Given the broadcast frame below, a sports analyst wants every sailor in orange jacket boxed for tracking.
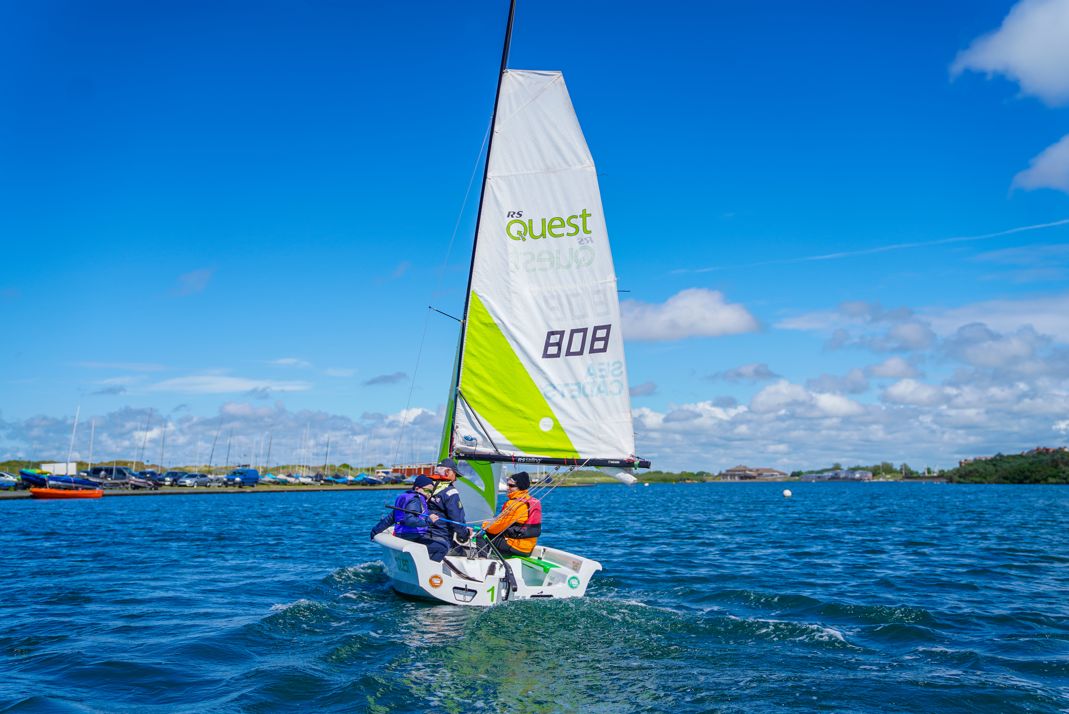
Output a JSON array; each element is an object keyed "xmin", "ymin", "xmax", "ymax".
[{"xmin": 480, "ymin": 471, "xmax": 542, "ymax": 557}]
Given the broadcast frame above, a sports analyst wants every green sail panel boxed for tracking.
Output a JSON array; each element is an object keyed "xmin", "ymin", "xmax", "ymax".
[
  {"xmin": 460, "ymin": 292, "xmax": 579, "ymax": 459},
  {"xmin": 453, "ymin": 458, "xmax": 497, "ymax": 523}
]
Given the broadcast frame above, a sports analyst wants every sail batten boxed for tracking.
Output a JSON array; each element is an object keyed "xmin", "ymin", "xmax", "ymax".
[{"xmin": 442, "ymin": 69, "xmax": 642, "ymax": 468}]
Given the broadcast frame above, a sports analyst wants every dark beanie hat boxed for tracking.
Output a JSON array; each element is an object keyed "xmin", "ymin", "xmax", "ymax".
[
  {"xmin": 438, "ymin": 457, "xmax": 459, "ymax": 472},
  {"xmin": 512, "ymin": 471, "xmax": 530, "ymax": 490},
  {"xmin": 413, "ymin": 474, "xmax": 434, "ymax": 489}
]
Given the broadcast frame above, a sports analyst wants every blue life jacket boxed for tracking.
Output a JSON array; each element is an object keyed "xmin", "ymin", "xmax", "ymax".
[{"xmin": 392, "ymin": 491, "xmax": 430, "ymax": 537}]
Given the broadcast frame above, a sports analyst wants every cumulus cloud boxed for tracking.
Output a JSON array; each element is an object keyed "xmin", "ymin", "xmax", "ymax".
[
  {"xmin": 944, "ymin": 323, "xmax": 1047, "ymax": 369},
  {"xmin": 174, "ymin": 268, "xmax": 215, "ymax": 297},
  {"xmin": 783, "ymin": 302, "xmax": 935, "ymax": 353},
  {"xmin": 710, "ymin": 363, "xmax": 780, "ymax": 383},
  {"xmin": 0, "ymin": 403, "xmax": 444, "ymax": 469},
  {"xmin": 923, "ymin": 292, "xmax": 1069, "ymax": 343},
  {"xmin": 363, "ymin": 372, "xmax": 408, "ymax": 386},
  {"xmin": 1013, "ymin": 133, "xmax": 1069, "ymax": 194},
  {"xmin": 749, "ymin": 380, "xmax": 864, "ymax": 418},
  {"xmin": 881, "ymin": 379, "xmax": 946, "ymax": 407},
  {"xmin": 621, "ymin": 288, "xmax": 758, "ymax": 341},
  {"xmin": 806, "ymin": 368, "xmax": 869, "ymax": 394},
  {"xmin": 866, "ymin": 356, "xmax": 920, "ymax": 379},
  {"xmin": 147, "ymin": 376, "xmax": 311, "ymax": 394},
  {"xmin": 951, "ymin": 0, "xmax": 1069, "ymax": 106}
]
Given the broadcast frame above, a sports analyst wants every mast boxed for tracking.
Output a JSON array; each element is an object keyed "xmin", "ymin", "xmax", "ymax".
[
  {"xmin": 87, "ymin": 420, "xmax": 95, "ymax": 474},
  {"xmin": 66, "ymin": 405, "xmax": 80, "ymax": 474},
  {"xmin": 447, "ymin": 0, "xmax": 517, "ymax": 457}
]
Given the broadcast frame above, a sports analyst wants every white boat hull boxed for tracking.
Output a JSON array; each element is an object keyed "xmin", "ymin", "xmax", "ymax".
[{"xmin": 374, "ymin": 529, "xmax": 601, "ymax": 607}]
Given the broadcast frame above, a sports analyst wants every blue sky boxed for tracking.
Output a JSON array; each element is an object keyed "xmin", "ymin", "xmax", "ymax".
[{"xmin": 3, "ymin": 0, "xmax": 1069, "ymax": 471}]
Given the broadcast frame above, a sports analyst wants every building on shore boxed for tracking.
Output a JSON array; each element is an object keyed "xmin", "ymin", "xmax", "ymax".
[
  {"xmin": 719, "ymin": 465, "xmax": 789, "ymax": 481},
  {"xmin": 801, "ymin": 469, "xmax": 873, "ymax": 481},
  {"xmin": 388, "ymin": 463, "xmax": 436, "ymax": 477}
]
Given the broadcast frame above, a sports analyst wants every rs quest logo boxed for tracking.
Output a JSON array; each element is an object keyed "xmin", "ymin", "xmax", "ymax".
[{"xmin": 506, "ymin": 209, "xmax": 593, "ymax": 242}]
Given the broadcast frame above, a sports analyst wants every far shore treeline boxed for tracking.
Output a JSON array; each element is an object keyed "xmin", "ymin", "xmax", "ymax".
[{"xmin": 3, "ymin": 448, "xmax": 1067, "ymax": 485}]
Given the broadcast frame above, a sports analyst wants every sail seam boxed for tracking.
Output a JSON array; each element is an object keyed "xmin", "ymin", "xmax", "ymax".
[
  {"xmin": 494, "ymin": 71, "xmax": 565, "ymax": 127},
  {"xmin": 489, "ymin": 164, "xmax": 595, "ymax": 179}
]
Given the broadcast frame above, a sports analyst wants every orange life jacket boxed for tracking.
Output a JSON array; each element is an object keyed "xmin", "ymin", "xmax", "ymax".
[{"xmin": 484, "ymin": 490, "xmax": 542, "ymax": 554}]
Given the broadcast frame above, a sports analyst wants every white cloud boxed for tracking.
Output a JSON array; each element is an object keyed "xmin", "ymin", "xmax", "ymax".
[
  {"xmin": 147, "ymin": 376, "xmax": 312, "ymax": 394},
  {"xmin": 750, "ymin": 380, "xmax": 864, "ymax": 418},
  {"xmin": 325, "ymin": 368, "xmax": 356, "ymax": 378},
  {"xmin": 621, "ymin": 288, "xmax": 758, "ymax": 341},
  {"xmin": 806, "ymin": 368, "xmax": 869, "ymax": 394},
  {"xmin": 924, "ymin": 292, "xmax": 1069, "ymax": 343},
  {"xmin": 951, "ymin": 0, "xmax": 1069, "ymax": 106},
  {"xmin": 0, "ymin": 404, "xmax": 445, "ymax": 469},
  {"xmin": 944, "ymin": 323, "xmax": 1046, "ymax": 368},
  {"xmin": 1054, "ymin": 419, "xmax": 1069, "ymax": 434},
  {"xmin": 1013, "ymin": 133, "xmax": 1069, "ymax": 194},
  {"xmin": 881, "ymin": 379, "xmax": 945, "ymax": 407},
  {"xmin": 866, "ymin": 356, "xmax": 920, "ymax": 379}
]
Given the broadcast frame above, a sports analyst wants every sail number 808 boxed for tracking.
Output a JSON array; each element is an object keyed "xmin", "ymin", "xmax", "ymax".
[{"xmin": 542, "ymin": 324, "xmax": 611, "ymax": 359}]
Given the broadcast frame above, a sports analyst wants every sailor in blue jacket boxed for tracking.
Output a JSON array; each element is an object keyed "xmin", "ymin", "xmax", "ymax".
[
  {"xmin": 370, "ymin": 475, "xmax": 447, "ymax": 561},
  {"xmin": 426, "ymin": 458, "xmax": 474, "ymax": 550}
]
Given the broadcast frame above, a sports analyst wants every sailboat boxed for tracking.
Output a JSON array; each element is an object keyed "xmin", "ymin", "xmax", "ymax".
[{"xmin": 374, "ymin": 0, "xmax": 649, "ymax": 606}]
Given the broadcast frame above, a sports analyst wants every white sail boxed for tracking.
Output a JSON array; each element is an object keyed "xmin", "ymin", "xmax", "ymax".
[{"xmin": 449, "ymin": 70, "xmax": 637, "ymax": 465}]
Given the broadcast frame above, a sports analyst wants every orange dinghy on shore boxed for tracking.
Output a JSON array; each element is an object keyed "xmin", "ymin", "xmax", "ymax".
[{"xmin": 30, "ymin": 488, "xmax": 103, "ymax": 500}]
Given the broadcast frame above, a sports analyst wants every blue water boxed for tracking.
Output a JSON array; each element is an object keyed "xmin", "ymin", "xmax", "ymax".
[{"xmin": 2, "ymin": 482, "xmax": 1067, "ymax": 712}]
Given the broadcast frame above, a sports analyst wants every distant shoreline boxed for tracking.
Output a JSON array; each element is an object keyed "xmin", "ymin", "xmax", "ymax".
[
  {"xmin": 0, "ymin": 484, "xmax": 409, "ymax": 500},
  {"xmin": 0, "ymin": 482, "xmax": 607, "ymax": 501},
  {"xmin": 7, "ymin": 478, "xmax": 1019, "ymax": 501}
]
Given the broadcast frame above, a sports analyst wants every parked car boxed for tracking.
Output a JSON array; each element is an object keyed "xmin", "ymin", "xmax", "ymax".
[
  {"xmin": 225, "ymin": 468, "xmax": 260, "ymax": 488},
  {"xmin": 177, "ymin": 473, "xmax": 211, "ymax": 488},
  {"xmin": 206, "ymin": 473, "xmax": 228, "ymax": 487},
  {"xmin": 159, "ymin": 470, "xmax": 190, "ymax": 486},
  {"xmin": 138, "ymin": 470, "xmax": 161, "ymax": 483},
  {"xmin": 86, "ymin": 466, "xmax": 158, "ymax": 490}
]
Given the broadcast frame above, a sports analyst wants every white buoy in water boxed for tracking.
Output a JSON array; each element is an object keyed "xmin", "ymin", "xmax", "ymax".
[
  {"xmin": 782, "ymin": 489, "xmax": 793, "ymax": 498},
  {"xmin": 644, "ymin": 482, "xmax": 650, "ymax": 487}
]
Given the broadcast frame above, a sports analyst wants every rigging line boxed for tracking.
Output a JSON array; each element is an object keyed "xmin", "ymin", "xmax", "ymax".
[
  {"xmin": 529, "ymin": 458, "xmax": 592, "ymax": 503},
  {"xmin": 390, "ymin": 120, "xmax": 493, "ymax": 467}
]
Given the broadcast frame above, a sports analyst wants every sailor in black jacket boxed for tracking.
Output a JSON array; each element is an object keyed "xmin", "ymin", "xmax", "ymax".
[{"xmin": 426, "ymin": 458, "xmax": 473, "ymax": 547}]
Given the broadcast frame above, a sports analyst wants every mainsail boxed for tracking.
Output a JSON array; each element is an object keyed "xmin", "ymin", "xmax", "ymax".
[{"xmin": 441, "ymin": 69, "xmax": 647, "ymax": 511}]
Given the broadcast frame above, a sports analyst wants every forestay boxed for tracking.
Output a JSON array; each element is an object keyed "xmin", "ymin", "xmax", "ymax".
[{"xmin": 445, "ymin": 69, "xmax": 639, "ymax": 467}]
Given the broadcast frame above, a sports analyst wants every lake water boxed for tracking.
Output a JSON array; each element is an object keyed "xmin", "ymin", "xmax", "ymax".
[{"xmin": 2, "ymin": 482, "xmax": 1067, "ymax": 712}]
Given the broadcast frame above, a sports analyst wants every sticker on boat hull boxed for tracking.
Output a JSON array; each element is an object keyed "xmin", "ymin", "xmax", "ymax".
[
  {"xmin": 429, "ymin": 575, "xmax": 443, "ymax": 588},
  {"xmin": 567, "ymin": 576, "xmax": 580, "ymax": 589}
]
